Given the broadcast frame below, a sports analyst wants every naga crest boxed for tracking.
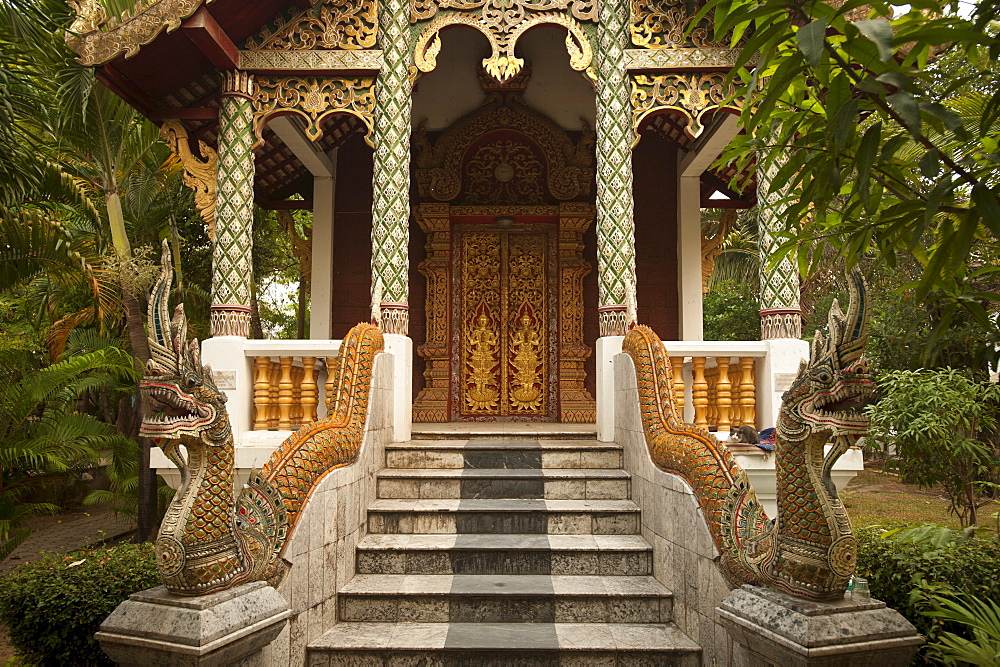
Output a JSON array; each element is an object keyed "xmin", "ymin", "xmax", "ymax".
[
  {"xmin": 139, "ymin": 242, "xmax": 231, "ymax": 448},
  {"xmin": 779, "ymin": 273, "xmax": 873, "ymax": 460}
]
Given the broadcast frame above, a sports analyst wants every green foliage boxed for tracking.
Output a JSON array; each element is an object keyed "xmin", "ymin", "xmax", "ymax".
[
  {"xmin": 926, "ymin": 593, "xmax": 1000, "ymax": 665},
  {"xmin": 0, "ymin": 543, "xmax": 159, "ymax": 665},
  {"xmin": 856, "ymin": 525, "xmax": 1000, "ymax": 662},
  {"xmin": 0, "ymin": 347, "xmax": 138, "ymax": 558},
  {"xmin": 866, "ymin": 368, "xmax": 1000, "ymax": 526},
  {"xmin": 701, "ymin": 0, "xmax": 1000, "ymax": 348},
  {"xmin": 703, "ymin": 280, "xmax": 761, "ymax": 341}
]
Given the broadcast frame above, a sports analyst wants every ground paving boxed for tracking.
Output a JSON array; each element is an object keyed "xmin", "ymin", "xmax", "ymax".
[{"xmin": 0, "ymin": 507, "xmax": 137, "ymax": 575}]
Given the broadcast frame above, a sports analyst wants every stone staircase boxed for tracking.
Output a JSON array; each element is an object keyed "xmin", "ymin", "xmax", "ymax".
[{"xmin": 308, "ymin": 434, "xmax": 701, "ymax": 665}]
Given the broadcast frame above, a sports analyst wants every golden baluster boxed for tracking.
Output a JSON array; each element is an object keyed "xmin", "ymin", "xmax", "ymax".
[
  {"xmin": 268, "ymin": 361, "xmax": 280, "ymax": 429},
  {"xmin": 290, "ymin": 364, "xmax": 304, "ymax": 427},
  {"xmin": 739, "ymin": 357, "xmax": 756, "ymax": 428},
  {"xmin": 716, "ymin": 357, "xmax": 733, "ymax": 433},
  {"xmin": 277, "ymin": 357, "xmax": 294, "ymax": 430},
  {"xmin": 300, "ymin": 356, "xmax": 318, "ymax": 424},
  {"xmin": 252, "ymin": 357, "xmax": 271, "ymax": 431},
  {"xmin": 692, "ymin": 357, "xmax": 708, "ymax": 429},
  {"xmin": 670, "ymin": 356, "xmax": 685, "ymax": 416},
  {"xmin": 705, "ymin": 366, "xmax": 718, "ymax": 430}
]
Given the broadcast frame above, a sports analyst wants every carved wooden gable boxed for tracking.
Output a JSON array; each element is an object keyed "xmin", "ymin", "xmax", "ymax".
[{"xmin": 414, "ymin": 71, "xmax": 595, "ymax": 205}]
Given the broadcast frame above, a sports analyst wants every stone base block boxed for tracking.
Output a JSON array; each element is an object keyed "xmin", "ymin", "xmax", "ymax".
[
  {"xmin": 717, "ymin": 585, "xmax": 922, "ymax": 666},
  {"xmin": 97, "ymin": 581, "xmax": 290, "ymax": 666}
]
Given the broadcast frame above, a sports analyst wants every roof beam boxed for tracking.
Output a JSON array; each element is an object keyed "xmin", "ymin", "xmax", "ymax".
[
  {"xmin": 269, "ymin": 116, "xmax": 336, "ymax": 178},
  {"xmin": 149, "ymin": 108, "xmax": 219, "ymax": 122},
  {"xmin": 679, "ymin": 113, "xmax": 740, "ymax": 177},
  {"xmin": 182, "ymin": 7, "xmax": 239, "ymax": 70}
]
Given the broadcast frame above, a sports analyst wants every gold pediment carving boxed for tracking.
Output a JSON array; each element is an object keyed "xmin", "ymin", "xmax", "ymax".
[
  {"xmin": 244, "ymin": 0, "xmax": 378, "ymax": 51},
  {"xmin": 414, "ymin": 72, "xmax": 594, "ymax": 204}
]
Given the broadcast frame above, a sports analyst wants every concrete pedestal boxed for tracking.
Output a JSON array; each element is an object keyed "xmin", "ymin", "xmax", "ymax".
[
  {"xmin": 97, "ymin": 581, "xmax": 290, "ymax": 666},
  {"xmin": 717, "ymin": 585, "xmax": 922, "ymax": 666}
]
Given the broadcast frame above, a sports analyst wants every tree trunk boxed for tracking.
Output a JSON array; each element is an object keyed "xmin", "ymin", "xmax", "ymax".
[
  {"xmin": 105, "ymin": 189, "xmax": 157, "ymax": 543},
  {"xmin": 296, "ymin": 276, "xmax": 307, "ymax": 339}
]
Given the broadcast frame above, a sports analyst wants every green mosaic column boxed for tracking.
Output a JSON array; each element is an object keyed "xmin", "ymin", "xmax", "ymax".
[
  {"xmin": 370, "ymin": 0, "xmax": 411, "ymax": 335},
  {"xmin": 595, "ymin": 0, "xmax": 637, "ymax": 337},
  {"xmin": 211, "ymin": 71, "xmax": 256, "ymax": 337},
  {"xmin": 757, "ymin": 156, "xmax": 802, "ymax": 339}
]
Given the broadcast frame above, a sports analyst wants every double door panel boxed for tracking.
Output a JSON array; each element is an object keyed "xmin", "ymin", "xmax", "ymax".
[{"xmin": 456, "ymin": 230, "xmax": 551, "ymax": 419}]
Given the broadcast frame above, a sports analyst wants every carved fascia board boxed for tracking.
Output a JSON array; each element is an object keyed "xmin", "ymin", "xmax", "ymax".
[
  {"xmin": 239, "ymin": 49, "xmax": 383, "ymax": 72},
  {"xmin": 629, "ymin": 72, "xmax": 742, "ymax": 143},
  {"xmin": 624, "ymin": 47, "xmax": 751, "ymax": 71},
  {"xmin": 66, "ymin": 0, "xmax": 214, "ymax": 66}
]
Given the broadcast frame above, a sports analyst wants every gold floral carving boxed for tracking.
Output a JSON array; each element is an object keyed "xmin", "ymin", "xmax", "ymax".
[
  {"xmin": 557, "ymin": 203, "xmax": 595, "ymax": 422},
  {"xmin": 629, "ymin": 0, "xmax": 716, "ymax": 49},
  {"xmin": 414, "ymin": 73, "xmax": 594, "ymax": 203},
  {"xmin": 66, "ymin": 0, "xmax": 215, "ymax": 66},
  {"xmin": 413, "ymin": 5, "xmax": 593, "ymax": 81},
  {"xmin": 244, "ymin": 0, "xmax": 377, "ymax": 51},
  {"xmin": 460, "ymin": 234, "xmax": 503, "ymax": 414},
  {"xmin": 413, "ymin": 205, "xmax": 452, "ymax": 422},
  {"xmin": 160, "ymin": 120, "xmax": 218, "ymax": 241},
  {"xmin": 464, "ymin": 140, "xmax": 545, "ymax": 205},
  {"xmin": 630, "ymin": 72, "xmax": 740, "ymax": 141},
  {"xmin": 507, "ymin": 235, "xmax": 546, "ymax": 412},
  {"xmin": 250, "ymin": 75, "xmax": 376, "ymax": 148}
]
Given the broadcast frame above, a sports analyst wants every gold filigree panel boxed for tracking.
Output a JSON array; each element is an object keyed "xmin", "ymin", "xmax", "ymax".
[
  {"xmin": 250, "ymin": 75, "xmax": 376, "ymax": 147},
  {"xmin": 463, "ymin": 139, "xmax": 545, "ymax": 205},
  {"xmin": 244, "ymin": 0, "xmax": 377, "ymax": 51},
  {"xmin": 413, "ymin": 5, "xmax": 593, "ymax": 81},
  {"xmin": 630, "ymin": 72, "xmax": 740, "ymax": 141},
  {"xmin": 629, "ymin": 0, "xmax": 714, "ymax": 49},
  {"xmin": 457, "ymin": 231, "xmax": 549, "ymax": 418}
]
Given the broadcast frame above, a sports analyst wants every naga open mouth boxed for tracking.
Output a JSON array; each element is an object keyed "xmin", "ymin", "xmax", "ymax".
[
  {"xmin": 804, "ymin": 374, "xmax": 874, "ymax": 434},
  {"xmin": 140, "ymin": 381, "xmax": 216, "ymax": 438}
]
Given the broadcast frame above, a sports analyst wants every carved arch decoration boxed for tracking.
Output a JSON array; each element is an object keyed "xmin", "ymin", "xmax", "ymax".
[
  {"xmin": 629, "ymin": 72, "xmax": 741, "ymax": 142},
  {"xmin": 414, "ymin": 73, "xmax": 595, "ymax": 203},
  {"xmin": 243, "ymin": 0, "xmax": 378, "ymax": 51},
  {"xmin": 249, "ymin": 75, "xmax": 376, "ymax": 149},
  {"xmin": 411, "ymin": 0, "xmax": 596, "ymax": 81}
]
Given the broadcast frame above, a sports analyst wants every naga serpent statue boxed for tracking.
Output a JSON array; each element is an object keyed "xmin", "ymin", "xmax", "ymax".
[
  {"xmin": 140, "ymin": 242, "xmax": 383, "ymax": 595},
  {"xmin": 624, "ymin": 272, "xmax": 872, "ymax": 600}
]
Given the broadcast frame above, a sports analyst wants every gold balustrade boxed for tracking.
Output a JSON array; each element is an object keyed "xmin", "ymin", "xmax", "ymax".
[
  {"xmin": 252, "ymin": 356, "xmax": 328, "ymax": 431},
  {"xmin": 666, "ymin": 355, "xmax": 758, "ymax": 432}
]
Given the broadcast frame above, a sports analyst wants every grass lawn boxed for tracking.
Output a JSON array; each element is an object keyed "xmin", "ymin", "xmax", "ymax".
[{"xmin": 841, "ymin": 464, "xmax": 1000, "ymax": 533}]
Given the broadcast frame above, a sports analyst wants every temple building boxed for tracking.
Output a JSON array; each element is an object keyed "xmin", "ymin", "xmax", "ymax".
[
  {"xmin": 69, "ymin": 2, "xmax": 880, "ymax": 663},
  {"xmin": 66, "ymin": 0, "xmax": 808, "ymax": 440}
]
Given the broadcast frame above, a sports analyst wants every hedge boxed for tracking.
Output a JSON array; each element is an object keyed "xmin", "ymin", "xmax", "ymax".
[
  {"xmin": 0, "ymin": 543, "xmax": 159, "ymax": 665},
  {"xmin": 856, "ymin": 525, "xmax": 1000, "ymax": 661}
]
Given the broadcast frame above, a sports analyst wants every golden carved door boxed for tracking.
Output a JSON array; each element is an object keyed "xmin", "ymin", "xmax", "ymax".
[{"xmin": 454, "ymin": 229, "xmax": 553, "ymax": 420}]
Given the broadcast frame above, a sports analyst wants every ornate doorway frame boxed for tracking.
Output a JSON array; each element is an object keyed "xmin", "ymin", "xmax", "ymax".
[{"xmin": 413, "ymin": 202, "xmax": 596, "ymax": 422}]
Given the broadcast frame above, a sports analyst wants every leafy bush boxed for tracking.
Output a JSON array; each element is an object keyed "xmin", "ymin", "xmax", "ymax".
[
  {"xmin": 866, "ymin": 368, "xmax": 1000, "ymax": 526},
  {"xmin": 0, "ymin": 543, "xmax": 159, "ymax": 665},
  {"xmin": 703, "ymin": 280, "xmax": 761, "ymax": 341},
  {"xmin": 856, "ymin": 525, "xmax": 1000, "ymax": 662}
]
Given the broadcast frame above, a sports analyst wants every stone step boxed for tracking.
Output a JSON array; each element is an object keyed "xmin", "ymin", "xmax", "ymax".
[
  {"xmin": 308, "ymin": 622, "xmax": 701, "ymax": 665},
  {"xmin": 385, "ymin": 440, "xmax": 622, "ymax": 470},
  {"xmin": 377, "ymin": 468, "xmax": 631, "ymax": 500},
  {"xmin": 367, "ymin": 499, "xmax": 641, "ymax": 535},
  {"xmin": 338, "ymin": 574, "xmax": 673, "ymax": 624},
  {"xmin": 355, "ymin": 534, "xmax": 652, "ymax": 576}
]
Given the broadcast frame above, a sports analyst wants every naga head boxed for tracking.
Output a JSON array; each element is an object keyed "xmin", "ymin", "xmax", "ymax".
[
  {"xmin": 139, "ymin": 241, "xmax": 231, "ymax": 447},
  {"xmin": 781, "ymin": 272, "xmax": 874, "ymax": 445}
]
